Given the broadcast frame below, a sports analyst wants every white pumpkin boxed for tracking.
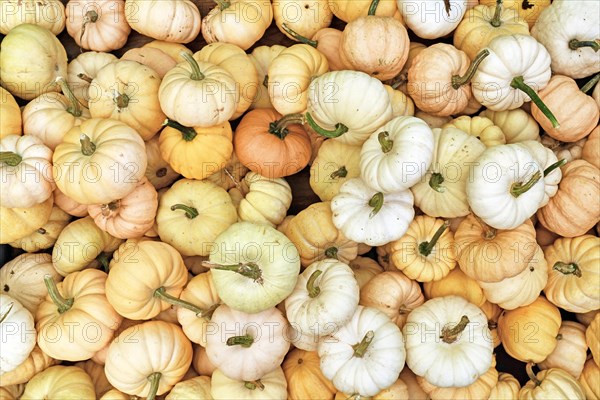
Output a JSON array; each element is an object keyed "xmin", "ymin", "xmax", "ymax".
[
  {"xmin": 515, "ymin": 140, "xmax": 563, "ymax": 207},
  {"xmin": 318, "ymin": 305, "xmax": 406, "ymax": 397},
  {"xmin": 331, "ymin": 177, "xmax": 415, "ymax": 246},
  {"xmin": 359, "ymin": 116, "xmax": 434, "ymax": 193},
  {"xmin": 397, "ymin": 0, "xmax": 468, "ymax": 39},
  {"xmin": 0, "ymin": 294, "xmax": 36, "ymax": 375}
]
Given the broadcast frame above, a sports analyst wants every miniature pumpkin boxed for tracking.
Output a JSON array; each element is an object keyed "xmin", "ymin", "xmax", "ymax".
[
  {"xmin": 538, "ymin": 321, "xmax": 588, "ymax": 379},
  {"xmin": 66, "ymin": 51, "xmax": 117, "ymax": 107},
  {"xmin": 442, "ymin": 115, "xmax": 506, "ymax": 147},
  {"xmin": 579, "ymin": 359, "xmax": 600, "ymax": 399},
  {"xmin": 0, "ymin": 295, "xmax": 36, "ymax": 375},
  {"xmin": 20, "ymin": 365, "xmax": 95, "ymax": 400},
  {"xmin": 310, "ymin": 139, "xmax": 362, "ymax": 201},
  {"xmin": 210, "ymin": 367, "xmax": 287, "ymax": 400},
  {"xmin": 0, "ymin": 196, "xmax": 53, "ymax": 244},
  {"xmin": 0, "ymin": 0, "xmax": 65, "ymax": 35},
  {"xmin": 519, "ymin": 364, "xmax": 585, "ymax": 399},
  {"xmin": 0, "ymin": 87, "xmax": 22, "ymax": 139},
  {"xmin": 282, "ymin": 348, "xmax": 336, "ymax": 400},
  {"xmin": 125, "ymin": 0, "xmax": 201, "ymax": 43},
  {"xmin": 0, "ymin": 346, "xmax": 56, "ymax": 386}
]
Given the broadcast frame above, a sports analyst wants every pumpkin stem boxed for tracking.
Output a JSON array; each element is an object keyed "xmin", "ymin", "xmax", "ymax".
[
  {"xmin": 244, "ymin": 380, "xmax": 265, "ymax": 390},
  {"xmin": 352, "ymin": 330, "xmax": 375, "ymax": 357},
  {"xmin": 440, "ymin": 315, "xmax": 470, "ymax": 344},
  {"xmin": 55, "ymin": 77, "xmax": 83, "ymax": 117},
  {"xmin": 526, "ymin": 363, "xmax": 542, "ymax": 386},
  {"xmin": 156, "ymin": 167, "xmax": 167, "ymax": 178},
  {"xmin": 368, "ymin": 192, "xmax": 384, "ymax": 218},
  {"xmin": 510, "ymin": 171, "xmax": 541, "ymax": 198},
  {"xmin": 146, "ymin": 372, "xmax": 161, "ymax": 400},
  {"xmin": 202, "ymin": 261, "xmax": 264, "ymax": 284},
  {"xmin": 163, "ymin": 119, "xmax": 197, "ymax": 141},
  {"xmin": 44, "ymin": 275, "xmax": 73, "ymax": 314},
  {"xmin": 269, "ymin": 113, "xmax": 305, "ymax": 139},
  {"xmin": 418, "ymin": 221, "xmax": 449, "ymax": 257},
  {"xmin": 378, "ymin": 131, "xmax": 393, "ymax": 153},
  {"xmin": 212, "ymin": 0, "xmax": 231, "ymax": 11},
  {"xmin": 96, "ymin": 252, "xmax": 111, "ymax": 273},
  {"xmin": 0, "ymin": 302, "xmax": 14, "ymax": 323},
  {"xmin": 568, "ymin": 39, "xmax": 600, "ymax": 52},
  {"xmin": 77, "ymin": 73, "xmax": 93, "ymax": 84},
  {"xmin": 305, "ymin": 112, "xmax": 349, "ymax": 139},
  {"xmin": 368, "ymin": 0, "xmax": 380, "ymax": 15},
  {"xmin": 114, "ymin": 92, "xmax": 130, "ymax": 109},
  {"xmin": 443, "ymin": 0, "xmax": 451, "ymax": 16},
  {"xmin": 79, "ymin": 9, "xmax": 99, "ymax": 50},
  {"xmin": 80, "ymin": 133, "xmax": 96, "ymax": 156},
  {"xmin": 170, "ymin": 204, "xmax": 199, "ymax": 219},
  {"xmin": 510, "ymin": 76, "xmax": 560, "ymax": 129},
  {"xmin": 581, "ymin": 72, "xmax": 600, "ymax": 94},
  {"xmin": 227, "ymin": 334, "xmax": 254, "ymax": 348},
  {"xmin": 263, "ymin": 75, "xmax": 269, "ymax": 88},
  {"xmin": 543, "ymin": 159, "xmax": 567, "ymax": 176},
  {"xmin": 553, "ymin": 262, "xmax": 582, "ymax": 277},
  {"xmin": 472, "ymin": 213, "xmax": 497, "ymax": 239},
  {"xmin": 324, "ymin": 246, "xmax": 338, "ymax": 259},
  {"xmin": 490, "ymin": 0, "xmax": 504, "ymax": 27},
  {"xmin": 451, "ymin": 49, "xmax": 490, "ymax": 89},
  {"xmin": 281, "ymin": 23, "xmax": 318, "ymax": 47},
  {"xmin": 306, "ymin": 270, "xmax": 323, "ymax": 298},
  {"xmin": 0, "ymin": 151, "xmax": 22, "ymax": 167},
  {"xmin": 37, "ymin": 228, "xmax": 47, "ymax": 234},
  {"xmin": 180, "ymin": 52, "xmax": 205, "ymax": 81},
  {"xmin": 330, "ymin": 166, "xmax": 348, "ymax": 180},
  {"xmin": 429, "ymin": 172, "xmax": 445, "ymax": 193},
  {"xmin": 153, "ymin": 287, "xmax": 213, "ymax": 317}
]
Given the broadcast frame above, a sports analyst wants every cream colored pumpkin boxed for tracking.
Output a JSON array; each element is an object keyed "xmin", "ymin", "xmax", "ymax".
[
  {"xmin": 443, "ymin": 115, "xmax": 506, "ymax": 147},
  {"xmin": 348, "ymin": 256, "xmax": 383, "ymax": 289},
  {"xmin": 489, "ymin": 372, "xmax": 521, "ymax": 399},
  {"xmin": 0, "ymin": 0, "xmax": 65, "ymax": 35},
  {"xmin": 579, "ymin": 358, "xmax": 600, "ymax": 399},
  {"xmin": 0, "ymin": 345, "xmax": 56, "ymax": 387},
  {"xmin": 20, "ymin": 365, "xmax": 95, "ymax": 400},
  {"xmin": 125, "ymin": 0, "xmax": 201, "ymax": 43},
  {"xmin": 310, "ymin": 139, "xmax": 362, "ymax": 202},
  {"xmin": 9, "ymin": 203, "xmax": 69, "ymax": 252},
  {"xmin": 0, "ymin": 295, "xmax": 36, "ymax": 375},
  {"xmin": 587, "ymin": 313, "xmax": 600, "ymax": 366},
  {"xmin": 538, "ymin": 321, "xmax": 588, "ymax": 379},
  {"xmin": 176, "ymin": 272, "xmax": 220, "ymax": 347},
  {"xmin": 210, "ymin": 367, "xmax": 287, "ymax": 400},
  {"xmin": 0, "ymin": 87, "xmax": 22, "ymax": 139},
  {"xmin": 519, "ymin": 365, "xmax": 585, "ymax": 400},
  {"xmin": 479, "ymin": 108, "xmax": 541, "ymax": 144},
  {"xmin": 66, "ymin": 51, "xmax": 117, "ymax": 108}
]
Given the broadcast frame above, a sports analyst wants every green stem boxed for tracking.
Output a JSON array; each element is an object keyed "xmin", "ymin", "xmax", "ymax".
[
  {"xmin": 96, "ymin": 252, "xmax": 110, "ymax": 273},
  {"xmin": 146, "ymin": 372, "xmax": 161, "ymax": 400},
  {"xmin": 378, "ymin": 131, "xmax": 393, "ymax": 153},
  {"xmin": 306, "ymin": 270, "xmax": 322, "ymax": 298},
  {"xmin": 280, "ymin": 23, "xmax": 317, "ymax": 47},
  {"xmin": 170, "ymin": 204, "xmax": 199, "ymax": 219},
  {"xmin": 227, "ymin": 334, "xmax": 254, "ymax": 348},
  {"xmin": 163, "ymin": 119, "xmax": 197, "ymax": 141},
  {"xmin": 568, "ymin": 39, "xmax": 600, "ymax": 52},
  {"xmin": 305, "ymin": 112, "xmax": 348, "ymax": 138},
  {"xmin": 429, "ymin": 173, "xmax": 445, "ymax": 193},
  {"xmin": 490, "ymin": 0, "xmax": 503, "ymax": 27},
  {"xmin": 153, "ymin": 287, "xmax": 211, "ymax": 317},
  {"xmin": 203, "ymin": 261, "xmax": 263, "ymax": 284},
  {"xmin": 368, "ymin": 0, "xmax": 380, "ymax": 15},
  {"xmin": 56, "ymin": 77, "xmax": 82, "ymax": 117},
  {"xmin": 553, "ymin": 262, "xmax": 582, "ymax": 278},
  {"xmin": 418, "ymin": 221, "xmax": 449, "ymax": 257},
  {"xmin": 324, "ymin": 247, "xmax": 338, "ymax": 259},
  {"xmin": 268, "ymin": 113, "xmax": 305, "ymax": 140},
  {"xmin": 368, "ymin": 192, "xmax": 384, "ymax": 218},
  {"xmin": 543, "ymin": 159, "xmax": 566, "ymax": 176},
  {"xmin": 526, "ymin": 363, "xmax": 542, "ymax": 386},
  {"xmin": 441, "ymin": 315, "xmax": 469, "ymax": 344},
  {"xmin": 244, "ymin": 380, "xmax": 265, "ymax": 390},
  {"xmin": 0, "ymin": 151, "xmax": 22, "ymax": 166},
  {"xmin": 510, "ymin": 76, "xmax": 560, "ymax": 129},
  {"xmin": 0, "ymin": 302, "xmax": 14, "ymax": 323},
  {"xmin": 581, "ymin": 72, "xmax": 600, "ymax": 94},
  {"xmin": 213, "ymin": 0, "xmax": 231, "ymax": 10},
  {"xmin": 510, "ymin": 171, "xmax": 541, "ymax": 198},
  {"xmin": 352, "ymin": 331, "xmax": 374, "ymax": 357},
  {"xmin": 181, "ymin": 52, "xmax": 205, "ymax": 81},
  {"xmin": 44, "ymin": 275, "xmax": 73, "ymax": 314},
  {"xmin": 452, "ymin": 49, "xmax": 490, "ymax": 89},
  {"xmin": 80, "ymin": 133, "xmax": 96, "ymax": 156},
  {"xmin": 330, "ymin": 166, "xmax": 348, "ymax": 179},
  {"xmin": 115, "ymin": 93, "xmax": 129, "ymax": 109}
]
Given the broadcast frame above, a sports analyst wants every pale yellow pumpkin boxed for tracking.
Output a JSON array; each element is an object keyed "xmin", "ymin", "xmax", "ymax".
[
  {"xmin": 489, "ymin": 372, "xmax": 521, "ymax": 399},
  {"xmin": 20, "ymin": 365, "xmax": 95, "ymax": 400},
  {"xmin": 423, "ymin": 267, "xmax": 487, "ymax": 307},
  {"xmin": 480, "ymin": 108, "xmax": 541, "ymax": 144},
  {"xmin": 0, "ymin": 196, "xmax": 53, "ymax": 244},
  {"xmin": 519, "ymin": 365, "xmax": 585, "ymax": 400},
  {"xmin": 539, "ymin": 321, "xmax": 588, "ymax": 379},
  {"xmin": 443, "ymin": 115, "xmax": 506, "ymax": 147},
  {"xmin": 66, "ymin": 51, "xmax": 118, "ymax": 108},
  {"xmin": 587, "ymin": 313, "xmax": 600, "ymax": 366},
  {"xmin": 0, "ymin": 87, "xmax": 22, "ymax": 138},
  {"xmin": 9, "ymin": 204, "xmax": 69, "ymax": 253},
  {"xmin": 309, "ymin": 139, "xmax": 362, "ymax": 201},
  {"xmin": 579, "ymin": 358, "xmax": 600, "ymax": 400}
]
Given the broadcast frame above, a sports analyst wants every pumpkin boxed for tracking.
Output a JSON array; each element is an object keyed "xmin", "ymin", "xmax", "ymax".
[
  {"xmin": 66, "ymin": 51, "xmax": 117, "ymax": 108},
  {"xmin": 121, "ymin": 47, "xmax": 177, "ymax": 79},
  {"xmin": 310, "ymin": 139, "xmax": 362, "ymax": 201},
  {"xmin": 1, "ymin": 134, "xmax": 55, "ymax": 209},
  {"xmin": 442, "ymin": 115, "xmax": 506, "ymax": 147},
  {"xmin": 384, "ymin": 84, "xmax": 415, "ymax": 118},
  {"xmin": 156, "ymin": 178, "xmax": 237, "ymax": 256},
  {"xmin": 65, "ymin": 0, "xmax": 130, "ymax": 52},
  {"xmin": 579, "ymin": 359, "xmax": 600, "ymax": 399},
  {"xmin": 516, "ymin": 140, "xmax": 563, "ymax": 207},
  {"xmin": 318, "ymin": 305, "xmax": 406, "ymax": 397},
  {"xmin": 282, "ymin": 348, "xmax": 336, "ymax": 400},
  {"xmin": 328, "ymin": 0, "xmax": 400, "ymax": 23},
  {"xmin": 389, "ymin": 215, "xmax": 457, "ymax": 282},
  {"xmin": 498, "ymin": 296, "xmax": 561, "ymax": 363},
  {"xmin": 588, "ymin": 313, "xmax": 600, "ymax": 366},
  {"xmin": 91, "ymin": 318, "xmax": 141, "ymax": 366},
  {"xmin": 285, "ymin": 258, "xmax": 359, "ymax": 338},
  {"xmin": 360, "ymin": 115, "xmax": 434, "ymax": 193},
  {"xmin": 52, "ymin": 216, "xmax": 123, "ymax": 276},
  {"xmin": 286, "ymin": 201, "xmax": 359, "ymax": 267},
  {"xmin": 0, "ymin": 24, "xmax": 67, "ymax": 100},
  {"xmin": 274, "ymin": 0, "xmax": 332, "ymax": 40},
  {"xmin": 88, "ymin": 60, "xmax": 166, "ymax": 141},
  {"xmin": 453, "ymin": 1, "xmax": 530, "ymax": 61},
  {"xmin": 234, "ymin": 109, "xmax": 312, "ymax": 179},
  {"xmin": 192, "ymin": 345, "xmax": 216, "ymax": 376},
  {"xmin": 581, "ymin": 125, "xmax": 599, "ymax": 169},
  {"xmin": 248, "ymin": 45, "xmax": 286, "ymax": 110},
  {"xmin": 543, "ymin": 235, "xmax": 600, "ymax": 313},
  {"xmin": 537, "ymin": 160, "xmax": 600, "ymax": 237},
  {"xmin": 210, "ymin": 367, "xmax": 287, "ymax": 400},
  {"xmin": 532, "ymin": 75, "xmax": 599, "ymax": 142},
  {"xmin": 158, "ymin": 52, "xmax": 238, "ymax": 128},
  {"xmin": 20, "ymin": 365, "xmax": 95, "ymax": 400},
  {"xmin": 143, "ymin": 135, "xmax": 179, "ymax": 189},
  {"xmin": 124, "ymin": 0, "xmax": 201, "ymax": 43},
  {"xmin": 538, "ymin": 321, "xmax": 588, "ymax": 379},
  {"xmin": 480, "ymin": 301, "xmax": 502, "ymax": 348},
  {"xmin": 202, "ymin": 0, "xmax": 273, "ymax": 50},
  {"xmin": 411, "ymin": 127, "xmax": 487, "ymax": 218},
  {"xmin": 0, "ymin": 345, "xmax": 56, "ymax": 387},
  {"xmin": 403, "ymin": 295, "xmax": 493, "ymax": 388},
  {"xmin": 576, "ymin": 310, "xmax": 599, "ymax": 327},
  {"xmin": 0, "ymin": 196, "xmax": 53, "ymax": 244},
  {"xmin": 423, "ymin": 267, "xmax": 487, "ymax": 307},
  {"xmin": 53, "ymin": 186, "xmax": 87, "ymax": 217},
  {"xmin": 143, "ymin": 40, "xmax": 192, "ymax": 63},
  {"xmin": 478, "ymin": 244, "xmax": 547, "ymax": 310},
  {"xmin": 176, "ymin": 272, "xmax": 220, "ymax": 347},
  {"xmin": 0, "ymin": 295, "xmax": 36, "ymax": 375},
  {"xmin": 398, "ymin": 368, "xmax": 428, "ymax": 400},
  {"xmin": 88, "ymin": 177, "xmax": 158, "ymax": 240},
  {"xmin": 0, "ymin": 0, "xmax": 65, "ymax": 35},
  {"xmin": 205, "ymin": 304, "xmax": 290, "ymax": 381},
  {"xmin": 0, "ymin": 253, "xmax": 62, "ymax": 314},
  {"xmin": 348, "ymin": 256, "xmax": 383, "ymax": 288},
  {"xmin": 330, "ymin": 177, "xmax": 415, "ymax": 246},
  {"xmin": 359, "ymin": 270, "xmax": 424, "ymax": 329},
  {"xmin": 479, "ymin": 107, "xmax": 540, "ymax": 144},
  {"xmin": 387, "ymin": 41, "xmax": 426, "ymax": 94},
  {"xmin": 415, "ymin": 109, "xmax": 454, "ymax": 128},
  {"xmin": 74, "ymin": 359, "xmax": 113, "ymax": 398},
  {"xmin": 207, "ymin": 221, "xmax": 301, "ymax": 313},
  {"xmin": 0, "ymin": 87, "xmax": 22, "ymax": 138},
  {"xmin": 519, "ymin": 364, "xmax": 585, "ymax": 399},
  {"xmin": 479, "ymin": 0, "xmax": 549, "ymax": 28},
  {"xmin": 489, "ymin": 372, "xmax": 521, "ymax": 399},
  {"xmin": 205, "ymin": 151, "xmax": 249, "ymax": 191},
  {"xmin": 397, "ymin": 0, "xmax": 468, "ymax": 39},
  {"xmin": 105, "ymin": 320, "xmax": 193, "ymax": 399},
  {"xmin": 165, "ymin": 376, "xmax": 212, "ymax": 400}
]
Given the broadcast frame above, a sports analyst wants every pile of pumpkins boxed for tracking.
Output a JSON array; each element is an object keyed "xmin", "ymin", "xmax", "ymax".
[{"xmin": 1, "ymin": 0, "xmax": 599, "ymax": 398}]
